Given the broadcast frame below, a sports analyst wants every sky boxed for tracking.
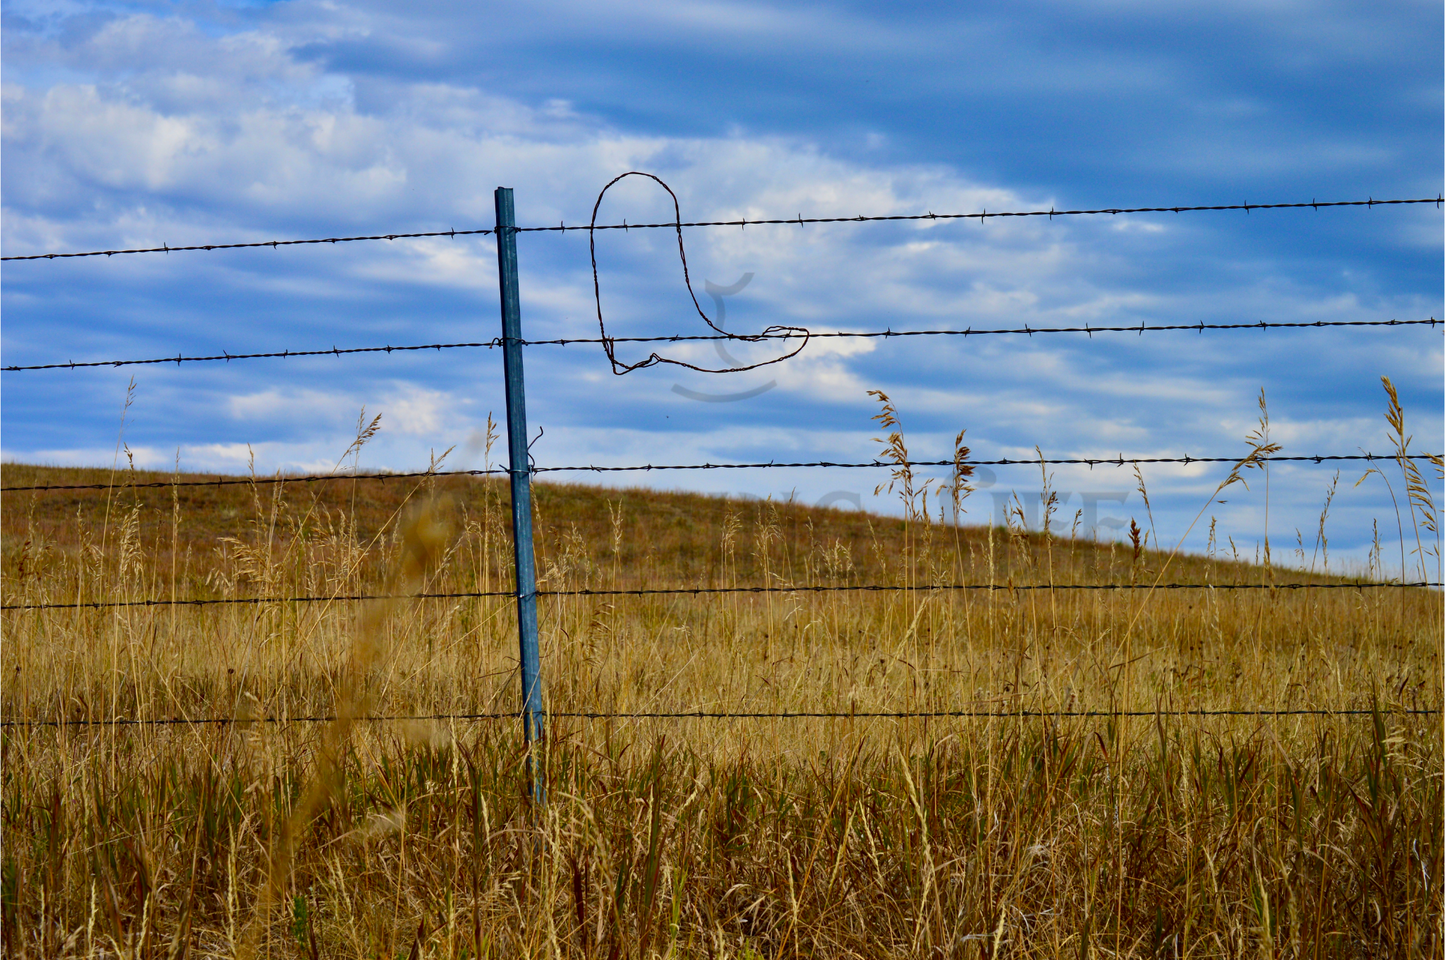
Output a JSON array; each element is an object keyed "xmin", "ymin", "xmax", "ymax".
[{"xmin": 2, "ymin": 0, "xmax": 1442, "ymax": 576}]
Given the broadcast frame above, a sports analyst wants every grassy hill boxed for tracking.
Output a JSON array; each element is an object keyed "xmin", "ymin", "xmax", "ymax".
[
  {"xmin": 1, "ymin": 461, "xmax": 1439, "ymax": 957},
  {"xmin": 0, "ymin": 460, "xmax": 1343, "ymax": 598}
]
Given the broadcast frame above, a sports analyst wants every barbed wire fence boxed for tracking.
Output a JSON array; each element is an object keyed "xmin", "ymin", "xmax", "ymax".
[{"xmin": 2, "ymin": 180, "xmax": 1442, "ymax": 740}]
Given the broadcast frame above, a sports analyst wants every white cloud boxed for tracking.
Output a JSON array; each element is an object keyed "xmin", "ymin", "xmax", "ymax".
[
  {"xmin": 229, "ymin": 387, "xmax": 355, "ymax": 423},
  {"xmin": 228, "ymin": 383, "xmax": 461, "ymax": 438},
  {"xmin": 383, "ymin": 385, "xmax": 451, "ymax": 436},
  {"xmin": 0, "ymin": 3, "xmax": 1438, "ymax": 573}
]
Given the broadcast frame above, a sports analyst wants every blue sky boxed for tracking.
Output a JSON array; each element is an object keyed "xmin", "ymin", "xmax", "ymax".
[{"xmin": 2, "ymin": 0, "xmax": 1441, "ymax": 574}]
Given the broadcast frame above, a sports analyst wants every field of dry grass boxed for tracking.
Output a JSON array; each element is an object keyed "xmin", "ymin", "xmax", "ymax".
[{"xmin": 1, "ymin": 398, "xmax": 1440, "ymax": 958}]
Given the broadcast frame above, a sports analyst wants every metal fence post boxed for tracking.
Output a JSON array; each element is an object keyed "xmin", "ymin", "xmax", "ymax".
[{"xmin": 494, "ymin": 186, "xmax": 545, "ymax": 801}]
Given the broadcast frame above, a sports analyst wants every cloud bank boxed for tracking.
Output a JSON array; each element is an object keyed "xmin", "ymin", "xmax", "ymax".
[{"xmin": 2, "ymin": 0, "xmax": 1440, "ymax": 573}]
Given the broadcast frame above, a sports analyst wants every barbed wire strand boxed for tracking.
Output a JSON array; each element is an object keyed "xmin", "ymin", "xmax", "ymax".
[
  {"xmin": 4, "ymin": 580, "xmax": 1438, "ymax": 612},
  {"xmin": 531, "ymin": 453, "xmax": 1441, "ymax": 475},
  {"xmin": 4, "ymin": 340, "xmax": 507, "ymax": 372},
  {"xmin": 0, "ymin": 468, "xmax": 505, "ymax": 492},
  {"xmin": 551, "ymin": 195, "xmax": 1444, "ymax": 232},
  {"xmin": 0, "ymin": 228, "xmax": 494, "ymax": 262},
  {"xmin": 4, "ymin": 196, "xmax": 1439, "ymax": 263},
  {"xmin": 4, "ymin": 317, "xmax": 1435, "ymax": 373},
  {"xmin": 3, "ymin": 705, "xmax": 1438, "ymax": 728},
  {"xmin": 3, "ymin": 451, "xmax": 1437, "ymax": 493}
]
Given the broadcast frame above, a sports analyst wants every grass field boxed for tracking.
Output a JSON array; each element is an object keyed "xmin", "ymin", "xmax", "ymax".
[{"xmin": 1, "ymin": 398, "xmax": 1441, "ymax": 958}]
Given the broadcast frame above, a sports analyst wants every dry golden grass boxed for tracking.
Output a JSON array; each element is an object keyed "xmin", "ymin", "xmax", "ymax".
[{"xmin": 1, "ymin": 392, "xmax": 1441, "ymax": 959}]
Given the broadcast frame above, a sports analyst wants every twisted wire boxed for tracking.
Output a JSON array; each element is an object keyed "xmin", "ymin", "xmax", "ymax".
[{"xmin": 588, "ymin": 171, "xmax": 808, "ymax": 374}]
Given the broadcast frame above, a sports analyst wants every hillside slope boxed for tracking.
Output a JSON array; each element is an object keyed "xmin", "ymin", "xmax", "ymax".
[{"xmin": 1, "ymin": 461, "xmax": 1341, "ymax": 597}]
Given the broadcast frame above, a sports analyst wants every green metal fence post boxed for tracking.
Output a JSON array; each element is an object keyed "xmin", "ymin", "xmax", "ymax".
[{"xmin": 494, "ymin": 186, "xmax": 544, "ymax": 802}]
